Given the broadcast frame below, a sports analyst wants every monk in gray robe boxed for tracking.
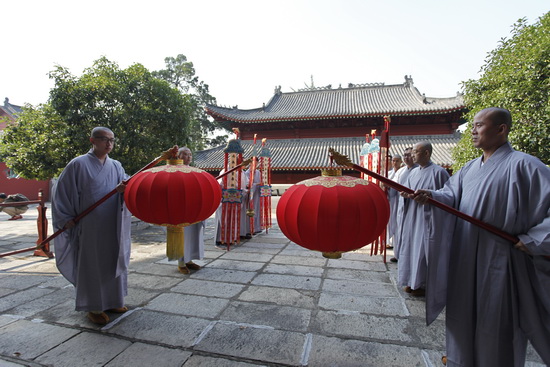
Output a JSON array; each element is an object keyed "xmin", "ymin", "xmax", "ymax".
[
  {"xmin": 386, "ymin": 154, "xmax": 403, "ymax": 248},
  {"xmin": 390, "ymin": 148, "xmax": 418, "ymax": 262},
  {"xmin": 398, "ymin": 142, "xmax": 450, "ymax": 297},
  {"xmin": 176, "ymin": 147, "xmax": 204, "ymax": 274},
  {"xmin": 52, "ymin": 127, "xmax": 131, "ymax": 326},
  {"xmin": 246, "ymin": 168, "xmax": 262, "ymax": 235},
  {"xmin": 414, "ymin": 108, "xmax": 550, "ymax": 366}
]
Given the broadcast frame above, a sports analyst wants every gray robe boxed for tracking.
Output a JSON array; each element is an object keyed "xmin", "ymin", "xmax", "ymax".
[
  {"xmin": 393, "ymin": 164, "xmax": 418, "ymax": 259},
  {"xmin": 52, "ymin": 150, "xmax": 131, "ymax": 312},
  {"xmin": 430, "ymin": 142, "xmax": 550, "ymax": 366},
  {"xmin": 398, "ymin": 162, "xmax": 450, "ymax": 291},
  {"xmin": 248, "ymin": 170, "xmax": 262, "ymax": 233},
  {"xmin": 178, "ymin": 221, "xmax": 205, "ymax": 265},
  {"xmin": 386, "ymin": 169, "xmax": 398, "ymax": 241},
  {"xmin": 387, "ymin": 167, "xmax": 404, "ymax": 243}
]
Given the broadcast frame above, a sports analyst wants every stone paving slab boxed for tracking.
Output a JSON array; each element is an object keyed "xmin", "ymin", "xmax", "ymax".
[
  {"xmin": 0, "ymin": 319, "xmax": 80, "ymax": 360},
  {"xmin": 0, "ymin": 315, "xmax": 17, "ymax": 328},
  {"xmin": 0, "ymin": 286, "xmax": 56, "ymax": 313},
  {"xmin": 217, "ymin": 251, "xmax": 275, "ymax": 263},
  {"xmin": 194, "ymin": 322, "xmax": 307, "ymax": 365},
  {"xmin": 34, "ymin": 299, "xmax": 92, "ymax": 327},
  {"xmin": 270, "ymin": 254, "xmax": 327, "ymax": 267},
  {"xmin": 189, "ymin": 268, "xmax": 257, "ymax": 284},
  {"xmin": 106, "ymin": 309, "xmax": 212, "ymax": 347},
  {"xmin": 183, "ymin": 355, "xmax": 267, "ymax": 366},
  {"xmin": 128, "ymin": 272, "xmax": 183, "ymax": 291},
  {"xmin": 251, "ymin": 273, "xmax": 321, "ymax": 291},
  {"xmin": 220, "ymin": 300, "xmax": 312, "ymax": 332},
  {"xmin": 311, "ymin": 310, "xmax": 445, "ymax": 349},
  {"xmin": 105, "ymin": 342, "xmax": 192, "ymax": 367},
  {"xmin": 0, "ymin": 272, "xmax": 53, "ymax": 290},
  {"xmin": 35, "ymin": 332, "xmax": 132, "ymax": 367},
  {"xmin": 263, "ymin": 263, "xmax": 324, "ymax": 277},
  {"xmin": 278, "ymin": 248, "xmax": 326, "ymax": 258},
  {"xmin": 225, "ymin": 245, "xmax": 281, "ymax": 255},
  {"xmin": 171, "ymin": 278, "xmax": 246, "ymax": 298},
  {"xmin": 5, "ymin": 287, "xmax": 74, "ymax": 318},
  {"xmin": 238, "ymin": 285, "xmax": 316, "ymax": 309},
  {"xmin": 206, "ymin": 259, "xmax": 265, "ymax": 272},
  {"xmin": 326, "ymin": 258, "xmax": 388, "ymax": 272},
  {"xmin": 322, "ymin": 278, "xmax": 396, "ymax": 297},
  {"xmin": 146, "ymin": 293, "xmax": 230, "ymax": 318},
  {"xmin": 241, "ymin": 241, "xmax": 287, "ymax": 249},
  {"xmin": 318, "ymin": 291, "xmax": 407, "ymax": 315},
  {"xmin": 306, "ymin": 334, "xmax": 442, "ymax": 367},
  {"xmin": 326, "ymin": 268, "xmax": 391, "ymax": 283},
  {"xmin": 123, "ymin": 287, "xmax": 165, "ymax": 309}
]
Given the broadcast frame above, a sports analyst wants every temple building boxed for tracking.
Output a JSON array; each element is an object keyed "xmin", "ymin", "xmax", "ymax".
[{"xmin": 194, "ymin": 76, "xmax": 466, "ymax": 185}]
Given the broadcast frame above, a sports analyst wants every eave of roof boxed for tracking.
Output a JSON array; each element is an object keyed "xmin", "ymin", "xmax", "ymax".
[
  {"xmin": 193, "ymin": 134, "xmax": 461, "ymax": 171},
  {"xmin": 205, "ymin": 80, "xmax": 464, "ymax": 124}
]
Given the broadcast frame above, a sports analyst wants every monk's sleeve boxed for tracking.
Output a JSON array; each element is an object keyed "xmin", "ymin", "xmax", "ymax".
[
  {"xmin": 518, "ymin": 165, "xmax": 550, "ymax": 257},
  {"xmin": 52, "ymin": 161, "xmax": 80, "ymax": 230}
]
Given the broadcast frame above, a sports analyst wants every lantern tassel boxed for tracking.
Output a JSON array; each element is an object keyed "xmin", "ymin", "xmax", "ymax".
[{"xmin": 166, "ymin": 226, "xmax": 185, "ymax": 260}]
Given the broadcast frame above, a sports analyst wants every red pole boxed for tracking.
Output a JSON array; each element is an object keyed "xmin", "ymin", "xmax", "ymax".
[
  {"xmin": 33, "ymin": 146, "xmax": 179, "ymax": 250},
  {"xmin": 329, "ymin": 148, "xmax": 521, "ymax": 245}
]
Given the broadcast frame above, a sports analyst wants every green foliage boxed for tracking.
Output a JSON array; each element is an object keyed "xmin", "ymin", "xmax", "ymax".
[
  {"xmin": 1, "ymin": 57, "xmax": 195, "ymax": 178},
  {"xmin": 152, "ymin": 54, "xmax": 224, "ymax": 150},
  {"xmin": 0, "ymin": 104, "xmax": 71, "ymax": 180},
  {"xmin": 453, "ymin": 12, "xmax": 550, "ymax": 170}
]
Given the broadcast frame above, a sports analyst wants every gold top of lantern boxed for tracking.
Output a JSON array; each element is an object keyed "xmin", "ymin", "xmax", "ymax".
[
  {"xmin": 321, "ymin": 169, "xmax": 342, "ymax": 177},
  {"xmin": 147, "ymin": 164, "xmax": 206, "ymax": 174},
  {"xmin": 168, "ymin": 159, "xmax": 183, "ymax": 165},
  {"xmin": 297, "ymin": 175, "xmax": 370, "ymax": 188}
]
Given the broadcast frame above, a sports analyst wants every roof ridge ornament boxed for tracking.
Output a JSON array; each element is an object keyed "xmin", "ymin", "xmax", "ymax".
[
  {"xmin": 347, "ymin": 82, "xmax": 385, "ymax": 88},
  {"xmin": 404, "ymin": 75, "xmax": 414, "ymax": 87}
]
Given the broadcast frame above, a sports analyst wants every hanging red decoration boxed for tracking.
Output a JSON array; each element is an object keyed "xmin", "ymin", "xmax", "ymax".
[
  {"xmin": 276, "ymin": 169, "xmax": 390, "ymax": 258},
  {"xmin": 259, "ymin": 138, "xmax": 272, "ymax": 232},
  {"xmin": 124, "ymin": 159, "xmax": 222, "ymax": 259}
]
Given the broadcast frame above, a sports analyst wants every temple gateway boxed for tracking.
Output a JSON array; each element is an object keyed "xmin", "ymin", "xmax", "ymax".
[{"xmin": 194, "ymin": 76, "xmax": 466, "ymax": 187}]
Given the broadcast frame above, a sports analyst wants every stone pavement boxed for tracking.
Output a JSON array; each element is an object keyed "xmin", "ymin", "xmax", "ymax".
[{"xmin": 0, "ymin": 200, "xmax": 545, "ymax": 367}]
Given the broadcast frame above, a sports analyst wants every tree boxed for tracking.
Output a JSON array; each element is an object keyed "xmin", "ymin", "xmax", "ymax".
[
  {"xmin": 453, "ymin": 12, "xmax": 550, "ymax": 170},
  {"xmin": 0, "ymin": 104, "xmax": 71, "ymax": 180},
  {"xmin": 0, "ymin": 57, "xmax": 194, "ymax": 178},
  {"xmin": 152, "ymin": 54, "xmax": 224, "ymax": 149}
]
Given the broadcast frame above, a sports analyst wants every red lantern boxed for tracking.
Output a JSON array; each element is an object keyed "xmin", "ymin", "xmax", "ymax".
[
  {"xmin": 124, "ymin": 159, "xmax": 222, "ymax": 259},
  {"xmin": 276, "ymin": 169, "xmax": 390, "ymax": 258}
]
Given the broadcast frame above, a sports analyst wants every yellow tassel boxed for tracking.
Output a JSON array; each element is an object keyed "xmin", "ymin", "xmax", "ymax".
[{"xmin": 166, "ymin": 226, "xmax": 184, "ymax": 260}]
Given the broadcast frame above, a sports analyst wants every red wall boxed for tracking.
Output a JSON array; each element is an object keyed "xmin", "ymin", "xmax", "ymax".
[{"xmin": 0, "ymin": 163, "xmax": 50, "ymax": 200}]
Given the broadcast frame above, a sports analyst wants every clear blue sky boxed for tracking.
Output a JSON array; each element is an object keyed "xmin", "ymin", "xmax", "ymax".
[{"xmin": 2, "ymin": 0, "xmax": 548, "ymax": 109}]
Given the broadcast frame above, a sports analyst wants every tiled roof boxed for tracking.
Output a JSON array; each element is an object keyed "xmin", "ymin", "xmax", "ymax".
[
  {"xmin": 0, "ymin": 98, "xmax": 22, "ymax": 119},
  {"xmin": 205, "ymin": 77, "xmax": 464, "ymax": 123},
  {"xmin": 193, "ymin": 134, "xmax": 461, "ymax": 171}
]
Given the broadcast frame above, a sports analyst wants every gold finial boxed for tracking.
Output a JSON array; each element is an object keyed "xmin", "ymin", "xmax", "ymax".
[
  {"xmin": 321, "ymin": 169, "xmax": 342, "ymax": 177},
  {"xmin": 328, "ymin": 148, "xmax": 353, "ymax": 167}
]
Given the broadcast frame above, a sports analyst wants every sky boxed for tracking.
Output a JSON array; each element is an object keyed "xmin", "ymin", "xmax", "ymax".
[{"xmin": 2, "ymin": 0, "xmax": 548, "ymax": 110}]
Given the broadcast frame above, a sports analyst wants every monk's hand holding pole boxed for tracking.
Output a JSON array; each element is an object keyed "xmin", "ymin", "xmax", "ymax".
[
  {"xmin": 413, "ymin": 189, "xmax": 432, "ymax": 204},
  {"xmin": 514, "ymin": 240, "xmax": 532, "ymax": 255},
  {"xmin": 64, "ymin": 220, "xmax": 76, "ymax": 229},
  {"xmin": 116, "ymin": 181, "xmax": 127, "ymax": 193}
]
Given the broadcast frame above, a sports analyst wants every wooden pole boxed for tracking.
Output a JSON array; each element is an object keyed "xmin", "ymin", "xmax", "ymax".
[
  {"xmin": 329, "ymin": 148, "xmax": 520, "ymax": 244},
  {"xmin": 33, "ymin": 146, "xmax": 179, "ymax": 250}
]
